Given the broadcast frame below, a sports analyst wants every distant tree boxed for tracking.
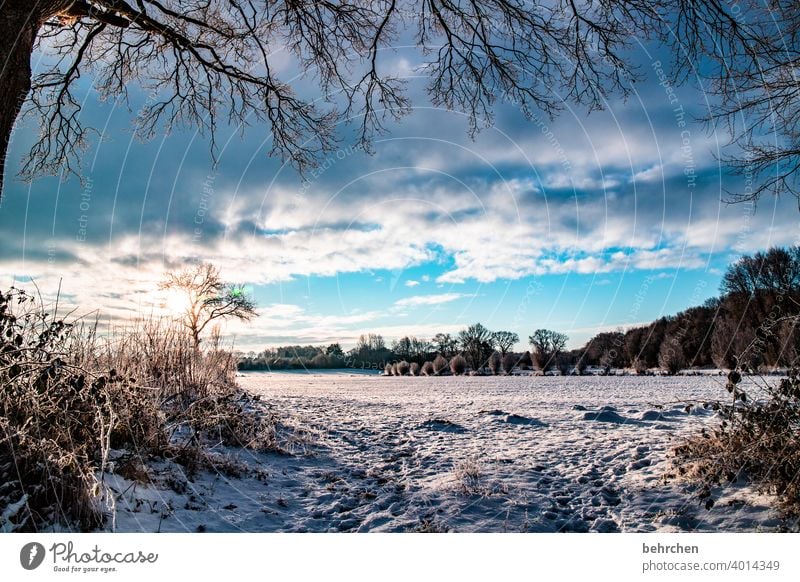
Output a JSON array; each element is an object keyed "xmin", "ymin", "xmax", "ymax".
[
  {"xmin": 352, "ymin": 333, "xmax": 391, "ymax": 367},
  {"xmin": 391, "ymin": 336, "xmax": 413, "ymax": 360},
  {"xmin": 356, "ymin": 333, "xmax": 386, "ymax": 353},
  {"xmin": 161, "ymin": 262, "xmax": 257, "ymax": 349},
  {"xmin": 777, "ymin": 319, "xmax": 800, "ymax": 368},
  {"xmin": 432, "ymin": 333, "xmax": 459, "ymax": 357},
  {"xmin": 488, "ymin": 351, "xmax": 502, "ymax": 375},
  {"xmin": 625, "ymin": 318, "xmax": 670, "ymax": 369},
  {"xmin": 518, "ymin": 351, "xmax": 533, "ymax": 370},
  {"xmin": 659, "ymin": 335, "xmax": 687, "ymax": 375},
  {"xmin": 458, "ymin": 323, "xmax": 495, "ymax": 370},
  {"xmin": 492, "ymin": 331, "xmax": 519, "ymax": 356},
  {"xmin": 433, "ymin": 354, "xmax": 449, "ymax": 375},
  {"xmin": 582, "ymin": 331, "xmax": 625, "ymax": 368},
  {"xmin": 325, "ymin": 343, "xmax": 345, "ymax": 358},
  {"xmin": 450, "ymin": 354, "xmax": 467, "ymax": 376},
  {"xmin": 311, "ymin": 353, "xmax": 329, "ymax": 369},
  {"xmin": 410, "ymin": 337, "xmax": 432, "ymax": 362},
  {"xmin": 555, "ymin": 352, "xmax": 573, "ymax": 375},
  {"xmin": 501, "ymin": 354, "xmax": 517, "ymax": 375},
  {"xmin": 528, "ymin": 329, "xmax": 568, "ymax": 371},
  {"xmin": 722, "ymin": 246, "xmax": 800, "ymax": 296},
  {"xmin": 572, "ymin": 350, "xmax": 589, "ymax": 375},
  {"xmin": 632, "ymin": 357, "xmax": 648, "ymax": 375}
]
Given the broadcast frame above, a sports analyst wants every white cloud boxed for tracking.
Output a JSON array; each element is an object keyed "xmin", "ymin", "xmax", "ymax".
[
  {"xmin": 393, "ymin": 293, "xmax": 470, "ymax": 307},
  {"xmin": 404, "ymin": 280, "xmax": 420, "ymax": 287}
]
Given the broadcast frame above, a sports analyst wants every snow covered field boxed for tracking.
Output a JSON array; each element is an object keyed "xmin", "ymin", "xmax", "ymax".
[{"xmin": 109, "ymin": 373, "xmax": 787, "ymax": 533}]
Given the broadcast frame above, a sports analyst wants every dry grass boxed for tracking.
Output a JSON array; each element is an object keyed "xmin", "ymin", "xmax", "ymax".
[
  {"xmin": 0, "ymin": 287, "xmax": 273, "ymax": 532},
  {"xmin": 672, "ymin": 369, "xmax": 800, "ymax": 515},
  {"xmin": 453, "ymin": 458, "xmax": 483, "ymax": 495}
]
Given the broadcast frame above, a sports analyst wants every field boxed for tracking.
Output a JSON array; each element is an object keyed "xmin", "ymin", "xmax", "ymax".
[{"xmin": 108, "ymin": 373, "xmax": 785, "ymax": 533}]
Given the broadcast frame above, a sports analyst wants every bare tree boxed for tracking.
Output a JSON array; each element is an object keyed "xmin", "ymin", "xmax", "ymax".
[
  {"xmin": 161, "ymin": 262, "xmax": 257, "ymax": 348},
  {"xmin": 492, "ymin": 331, "xmax": 519, "ymax": 357},
  {"xmin": 528, "ymin": 329, "xmax": 568, "ymax": 371},
  {"xmin": 457, "ymin": 323, "xmax": 494, "ymax": 370},
  {"xmin": 3, "ymin": 2, "xmax": 795, "ymax": 204},
  {"xmin": 432, "ymin": 332, "xmax": 458, "ymax": 357}
]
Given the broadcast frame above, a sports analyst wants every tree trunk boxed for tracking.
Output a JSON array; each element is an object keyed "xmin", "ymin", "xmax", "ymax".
[{"xmin": 0, "ymin": 7, "xmax": 38, "ymax": 202}]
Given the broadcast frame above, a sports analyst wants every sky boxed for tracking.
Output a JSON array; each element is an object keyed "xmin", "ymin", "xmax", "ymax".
[{"xmin": 1, "ymin": 36, "xmax": 799, "ymax": 353}]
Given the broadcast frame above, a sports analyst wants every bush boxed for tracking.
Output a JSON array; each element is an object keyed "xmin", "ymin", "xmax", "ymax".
[
  {"xmin": 390, "ymin": 363, "xmax": 398, "ymax": 376},
  {"xmin": 0, "ymin": 288, "xmax": 270, "ymax": 532},
  {"xmin": 488, "ymin": 352, "xmax": 501, "ymax": 375},
  {"xmin": 384, "ymin": 363, "xmax": 393, "ymax": 376},
  {"xmin": 311, "ymin": 353, "xmax": 328, "ymax": 368},
  {"xmin": 433, "ymin": 354, "xmax": 448, "ymax": 375},
  {"xmin": 450, "ymin": 354, "xmax": 467, "ymax": 375},
  {"xmin": 502, "ymin": 354, "xmax": 516, "ymax": 375},
  {"xmin": 421, "ymin": 361, "xmax": 434, "ymax": 376},
  {"xmin": 409, "ymin": 362, "xmax": 420, "ymax": 376},
  {"xmin": 672, "ymin": 369, "xmax": 800, "ymax": 514},
  {"xmin": 659, "ymin": 335, "xmax": 686, "ymax": 375},
  {"xmin": 397, "ymin": 360, "xmax": 410, "ymax": 376}
]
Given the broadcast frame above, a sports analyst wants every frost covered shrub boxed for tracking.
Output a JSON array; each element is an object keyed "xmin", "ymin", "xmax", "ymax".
[
  {"xmin": 397, "ymin": 360, "xmax": 410, "ymax": 376},
  {"xmin": 658, "ymin": 335, "xmax": 686, "ymax": 375},
  {"xmin": 384, "ymin": 363, "xmax": 393, "ymax": 375},
  {"xmin": 673, "ymin": 369, "xmax": 800, "ymax": 513},
  {"xmin": 410, "ymin": 362, "xmax": 420, "ymax": 376},
  {"xmin": 311, "ymin": 353, "xmax": 328, "ymax": 368},
  {"xmin": 450, "ymin": 354, "xmax": 467, "ymax": 375},
  {"xmin": 0, "ymin": 288, "xmax": 269, "ymax": 532},
  {"xmin": 0, "ymin": 288, "xmax": 126, "ymax": 531},
  {"xmin": 390, "ymin": 363, "xmax": 398, "ymax": 376},
  {"xmin": 488, "ymin": 352, "xmax": 501, "ymax": 375},
  {"xmin": 433, "ymin": 354, "xmax": 448, "ymax": 375},
  {"xmin": 421, "ymin": 361, "xmax": 434, "ymax": 376}
]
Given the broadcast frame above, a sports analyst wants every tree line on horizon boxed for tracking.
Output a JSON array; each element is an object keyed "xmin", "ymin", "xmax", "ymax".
[{"xmin": 238, "ymin": 246, "xmax": 800, "ymax": 375}]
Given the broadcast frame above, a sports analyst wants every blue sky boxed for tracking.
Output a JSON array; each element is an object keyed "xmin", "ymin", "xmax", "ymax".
[{"xmin": 1, "ymin": 41, "xmax": 798, "ymax": 352}]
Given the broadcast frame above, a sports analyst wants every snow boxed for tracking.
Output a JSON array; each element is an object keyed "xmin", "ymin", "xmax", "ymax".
[{"xmin": 105, "ymin": 373, "xmax": 788, "ymax": 533}]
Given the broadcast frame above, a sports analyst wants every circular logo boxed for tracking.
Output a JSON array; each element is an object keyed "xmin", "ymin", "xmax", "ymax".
[{"xmin": 20, "ymin": 542, "xmax": 46, "ymax": 570}]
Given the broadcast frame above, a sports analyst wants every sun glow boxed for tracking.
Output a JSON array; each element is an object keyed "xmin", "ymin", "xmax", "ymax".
[{"xmin": 163, "ymin": 289, "xmax": 192, "ymax": 315}]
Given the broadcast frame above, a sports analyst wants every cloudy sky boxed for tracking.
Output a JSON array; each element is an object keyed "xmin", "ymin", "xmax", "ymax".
[{"xmin": 1, "ymin": 38, "xmax": 798, "ymax": 352}]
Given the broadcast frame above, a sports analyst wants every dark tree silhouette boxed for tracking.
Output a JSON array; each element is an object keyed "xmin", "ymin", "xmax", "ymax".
[
  {"xmin": 528, "ymin": 329, "xmax": 568, "ymax": 371},
  {"xmin": 492, "ymin": 331, "xmax": 519, "ymax": 357},
  {"xmin": 2, "ymin": 1, "xmax": 795, "ymax": 204},
  {"xmin": 432, "ymin": 332, "xmax": 458, "ymax": 357},
  {"xmin": 458, "ymin": 323, "xmax": 494, "ymax": 370}
]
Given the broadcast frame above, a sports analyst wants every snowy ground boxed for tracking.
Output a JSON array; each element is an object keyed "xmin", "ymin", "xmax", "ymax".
[{"xmin": 107, "ymin": 373, "xmax": 789, "ymax": 533}]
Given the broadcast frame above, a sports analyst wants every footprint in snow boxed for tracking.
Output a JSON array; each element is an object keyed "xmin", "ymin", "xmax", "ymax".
[
  {"xmin": 582, "ymin": 409, "xmax": 641, "ymax": 424},
  {"xmin": 418, "ymin": 419, "xmax": 468, "ymax": 433},
  {"xmin": 501, "ymin": 414, "xmax": 547, "ymax": 427}
]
